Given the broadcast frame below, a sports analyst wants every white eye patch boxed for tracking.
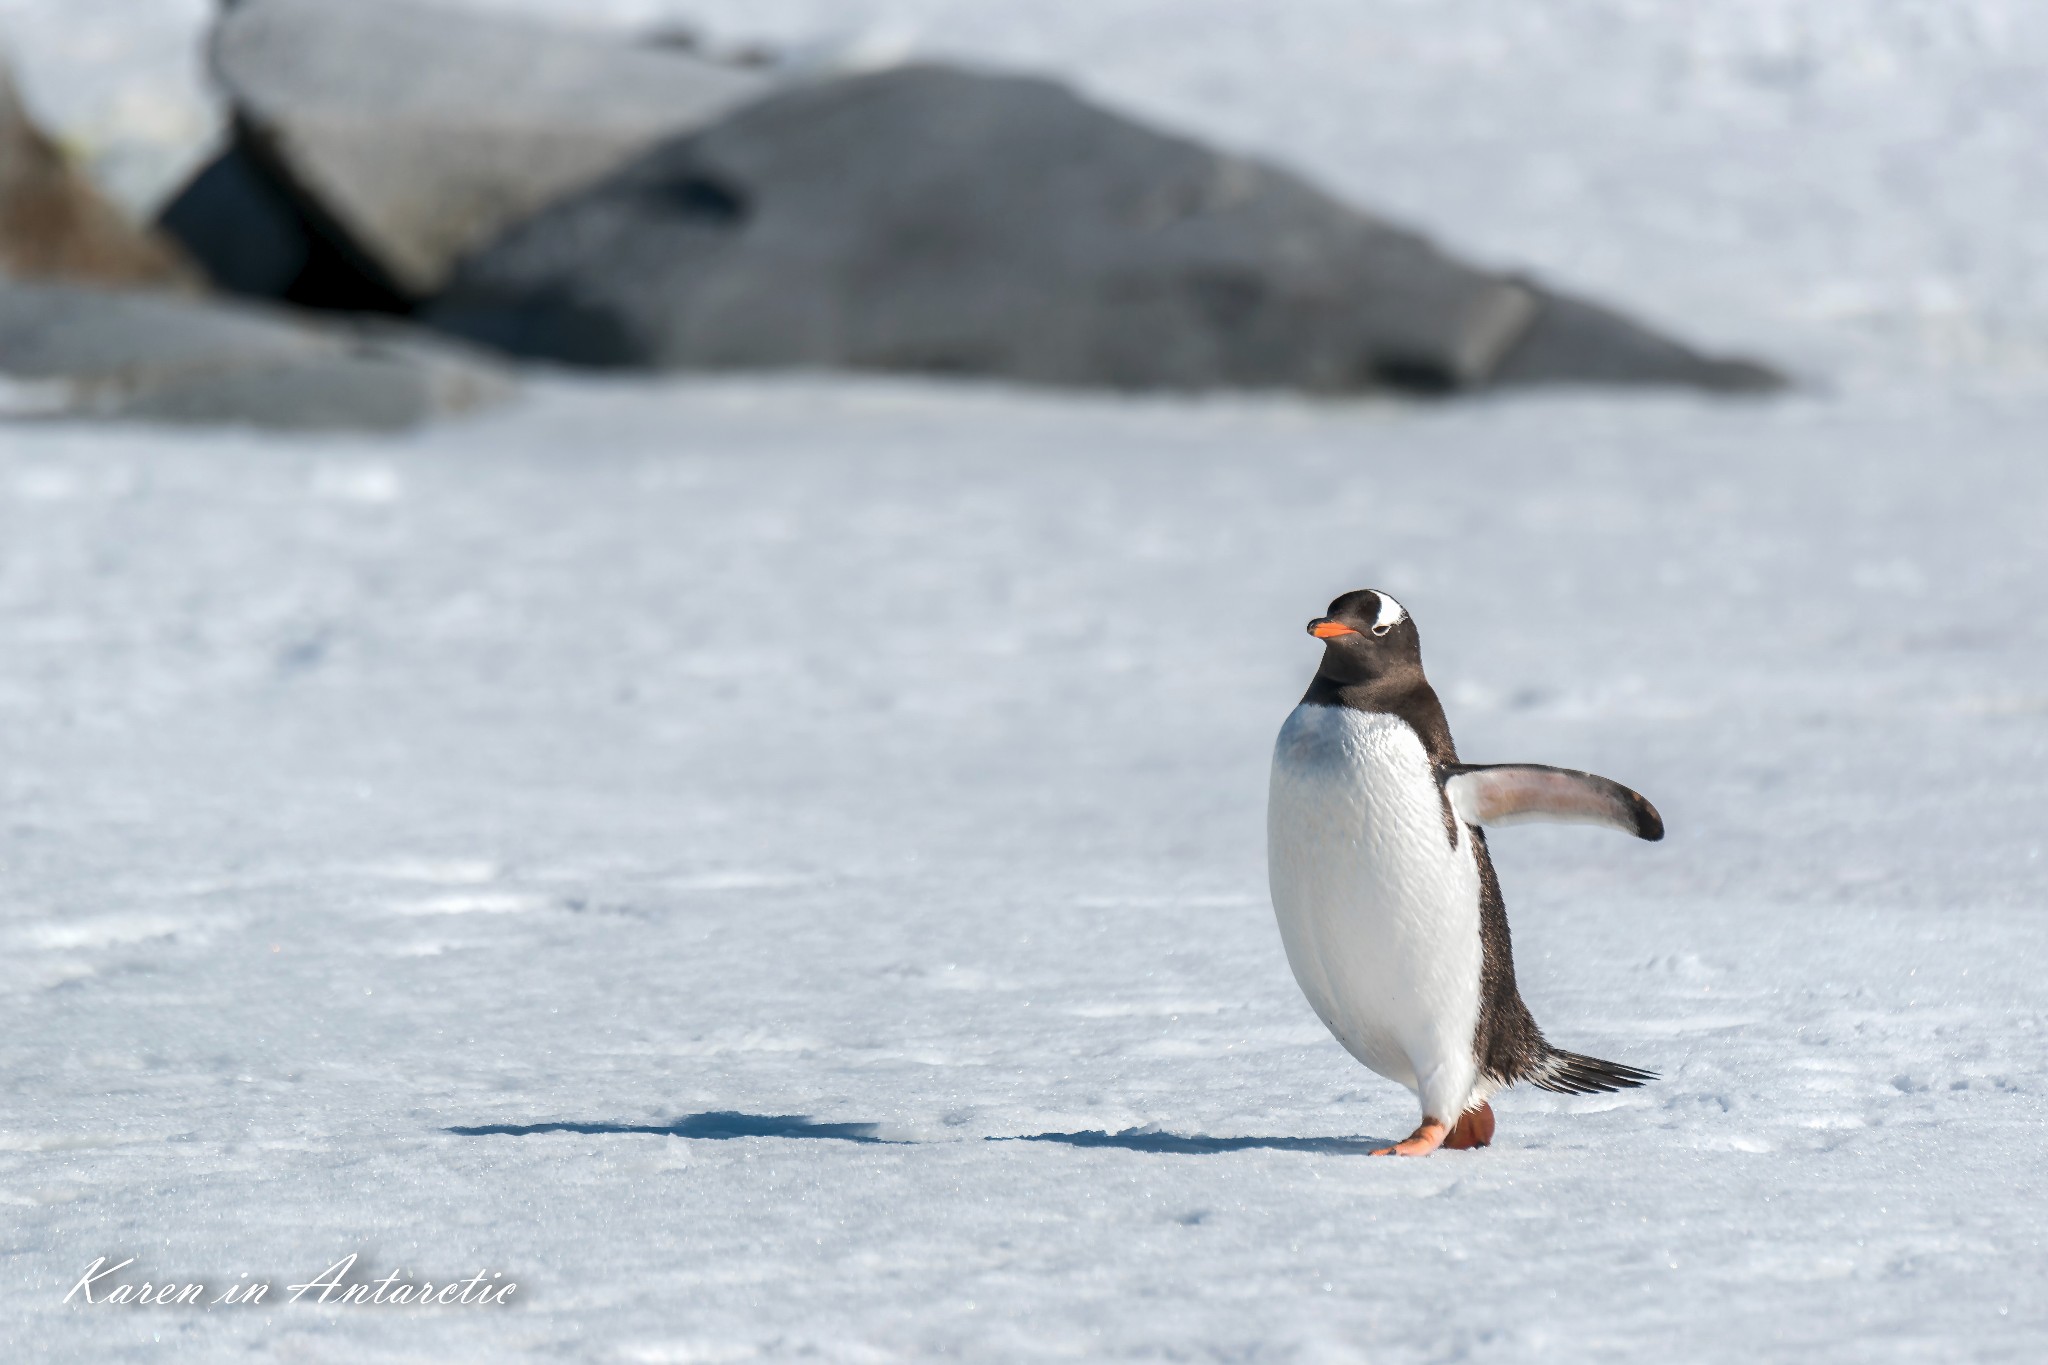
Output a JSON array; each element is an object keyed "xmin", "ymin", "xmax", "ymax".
[{"xmin": 1371, "ymin": 592, "xmax": 1408, "ymax": 635}]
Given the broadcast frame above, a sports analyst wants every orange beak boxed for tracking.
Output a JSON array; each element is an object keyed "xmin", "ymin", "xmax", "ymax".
[{"xmin": 1308, "ymin": 619, "xmax": 1358, "ymax": 639}]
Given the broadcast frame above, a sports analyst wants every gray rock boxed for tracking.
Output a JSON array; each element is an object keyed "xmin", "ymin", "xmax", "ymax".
[
  {"xmin": 428, "ymin": 65, "xmax": 1779, "ymax": 394},
  {"xmin": 2, "ymin": 61, "xmax": 194, "ymax": 289},
  {"xmin": 0, "ymin": 282, "xmax": 513, "ymax": 430},
  {"xmin": 166, "ymin": 0, "xmax": 770, "ymax": 302},
  {"xmin": 1489, "ymin": 291, "xmax": 1782, "ymax": 391}
]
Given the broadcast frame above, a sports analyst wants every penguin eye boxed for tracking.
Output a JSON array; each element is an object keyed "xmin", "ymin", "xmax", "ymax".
[{"xmin": 1368, "ymin": 592, "xmax": 1408, "ymax": 637}]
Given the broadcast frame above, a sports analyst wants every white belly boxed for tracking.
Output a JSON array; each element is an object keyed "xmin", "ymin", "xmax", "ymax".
[{"xmin": 1267, "ymin": 704, "xmax": 1483, "ymax": 1117}]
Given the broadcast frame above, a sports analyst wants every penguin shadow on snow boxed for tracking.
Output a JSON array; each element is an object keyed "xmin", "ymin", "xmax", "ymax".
[
  {"xmin": 445, "ymin": 1111, "xmax": 1399, "ymax": 1154},
  {"xmin": 445, "ymin": 1110, "xmax": 898, "ymax": 1143},
  {"xmin": 995, "ymin": 1128, "xmax": 1398, "ymax": 1155}
]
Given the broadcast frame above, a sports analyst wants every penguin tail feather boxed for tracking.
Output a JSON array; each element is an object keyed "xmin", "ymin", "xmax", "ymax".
[{"xmin": 1527, "ymin": 1047, "xmax": 1657, "ymax": 1095}]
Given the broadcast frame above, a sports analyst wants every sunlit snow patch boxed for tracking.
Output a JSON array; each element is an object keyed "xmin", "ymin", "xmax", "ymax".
[
  {"xmin": 665, "ymin": 870, "xmax": 818, "ymax": 891},
  {"xmin": 366, "ymin": 857, "xmax": 501, "ymax": 884},
  {"xmin": 311, "ymin": 462, "xmax": 403, "ymax": 503},
  {"xmin": 393, "ymin": 892, "xmax": 544, "ymax": 916},
  {"xmin": 21, "ymin": 915, "xmax": 185, "ymax": 951}
]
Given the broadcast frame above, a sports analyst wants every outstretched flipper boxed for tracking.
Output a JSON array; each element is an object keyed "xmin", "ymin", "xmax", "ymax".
[{"xmin": 1443, "ymin": 764, "xmax": 1663, "ymax": 841}]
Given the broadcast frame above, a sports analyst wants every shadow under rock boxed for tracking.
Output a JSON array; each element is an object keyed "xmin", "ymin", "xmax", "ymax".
[
  {"xmin": 997, "ymin": 1128, "xmax": 1395, "ymax": 1155},
  {"xmin": 446, "ymin": 1110, "xmax": 896, "ymax": 1143}
]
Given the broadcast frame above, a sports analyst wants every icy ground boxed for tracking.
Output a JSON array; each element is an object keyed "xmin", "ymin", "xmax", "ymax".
[
  {"xmin": 6, "ymin": 378, "xmax": 2047, "ymax": 1361},
  {"xmin": 5, "ymin": 2, "xmax": 2048, "ymax": 1362}
]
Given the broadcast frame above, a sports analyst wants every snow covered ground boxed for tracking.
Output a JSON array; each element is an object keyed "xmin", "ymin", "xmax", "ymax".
[{"xmin": 5, "ymin": 2, "xmax": 2048, "ymax": 1361}]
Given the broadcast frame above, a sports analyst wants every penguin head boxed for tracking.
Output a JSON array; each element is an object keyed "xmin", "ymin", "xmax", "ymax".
[{"xmin": 1306, "ymin": 589, "xmax": 1420, "ymax": 680}]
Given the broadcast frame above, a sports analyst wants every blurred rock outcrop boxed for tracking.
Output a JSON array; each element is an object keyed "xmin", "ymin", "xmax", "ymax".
[
  {"xmin": 429, "ymin": 66, "xmax": 1779, "ymax": 394},
  {"xmin": 0, "ymin": 282, "xmax": 511, "ymax": 430},
  {"xmin": 158, "ymin": 0, "xmax": 771, "ymax": 307},
  {"xmin": 1, "ymin": 64, "xmax": 194, "ymax": 288},
  {"xmin": 146, "ymin": 0, "xmax": 1778, "ymax": 397}
]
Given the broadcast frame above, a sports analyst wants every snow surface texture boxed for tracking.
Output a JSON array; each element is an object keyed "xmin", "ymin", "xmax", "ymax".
[{"xmin": 3, "ymin": 2, "xmax": 2048, "ymax": 1362}]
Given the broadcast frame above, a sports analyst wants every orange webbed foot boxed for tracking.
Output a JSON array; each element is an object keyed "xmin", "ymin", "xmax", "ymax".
[
  {"xmin": 1443, "ymin": 1101, "xmax": 1495, "ymax": 1150},
  {"xmin": 1373, "ymin": 1102, "xmax": 1495, "ymax": 1156},
  {"xmin": 1372, "ymin": 1119, "xmax": 1449, "ymax": 1156}
]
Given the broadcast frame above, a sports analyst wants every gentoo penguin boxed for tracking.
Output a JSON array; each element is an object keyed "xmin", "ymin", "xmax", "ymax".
[{"xmin": 1267, "ymin": 589, "xmax": 1662, "ymax": 1156}]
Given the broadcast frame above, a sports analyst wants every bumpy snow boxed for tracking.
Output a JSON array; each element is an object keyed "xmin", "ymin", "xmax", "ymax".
[{"xmin": 5, "ymin": 2, "xmax": 2047, "ymax": 1361}]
